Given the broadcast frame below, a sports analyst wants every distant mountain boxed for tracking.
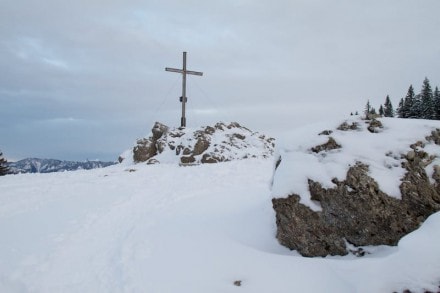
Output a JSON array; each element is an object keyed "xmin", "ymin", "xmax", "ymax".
[{"xmin": 7, "ymin": 158, "xmax": 116, "ymax": 174}]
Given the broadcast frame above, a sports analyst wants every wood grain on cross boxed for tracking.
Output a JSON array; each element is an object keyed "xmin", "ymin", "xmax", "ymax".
[{"xmin": 165, "ymin": 52, "xmax": 203, "ymax": 127}]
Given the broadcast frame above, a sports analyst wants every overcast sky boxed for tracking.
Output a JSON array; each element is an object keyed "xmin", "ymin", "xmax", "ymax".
[{"xmin": 1, "ymin": 0, "xmax": 439, "ymax": 161}]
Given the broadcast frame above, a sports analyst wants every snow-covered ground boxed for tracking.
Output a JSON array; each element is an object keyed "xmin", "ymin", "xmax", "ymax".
[{"xmin": 1, "ymin": 118, "xmax": 440, "ymax": 292}]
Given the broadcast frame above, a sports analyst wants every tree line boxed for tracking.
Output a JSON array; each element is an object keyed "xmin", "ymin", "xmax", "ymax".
[
  {"xmin": 0, "ymin": 151, "xmax": 8, "ymax": 176},
  {"xmin": 364, "ymin": 77, "xmax": 440, "ymax": 119}
]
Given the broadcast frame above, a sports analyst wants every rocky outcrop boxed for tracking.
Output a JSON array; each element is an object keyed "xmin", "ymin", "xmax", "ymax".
[
  {"xmin": 273, "ymin": 148, "xmax": 440, "ymax": 257},
  {"xmin": 121, "ymin": 121, "xmax": 275, "ymax": 165},
  {"xmin": 272, "ymin": 122, "xmax": 440, "ymax": 257}
]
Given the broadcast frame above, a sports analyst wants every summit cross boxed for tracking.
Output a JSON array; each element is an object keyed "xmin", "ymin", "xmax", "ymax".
[{"xmin": 165, "ymin": 51, "xmax": 203, "ymax": 127}]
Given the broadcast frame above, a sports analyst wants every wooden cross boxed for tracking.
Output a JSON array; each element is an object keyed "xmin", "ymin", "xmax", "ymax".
[{"xmin": 165, "ymin": 52, "xmax": 203, "ymax": 127}]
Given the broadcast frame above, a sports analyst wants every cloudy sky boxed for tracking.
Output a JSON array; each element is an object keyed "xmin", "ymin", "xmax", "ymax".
[{"xmin": 1, "ymin": 0, "xmax": 439, "ymax": 161}]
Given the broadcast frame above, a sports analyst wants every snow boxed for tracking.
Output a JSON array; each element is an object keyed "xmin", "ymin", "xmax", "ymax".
[{"xmin": 1, "ymin": 117, "xmax": 440, "ymax": 292}]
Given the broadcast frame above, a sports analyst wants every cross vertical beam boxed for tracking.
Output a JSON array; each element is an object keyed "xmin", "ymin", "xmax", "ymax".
[
  {"xmin": 181, "ymin": 52, "xmax": 187, "ymax": 128},
  {"xmin": 165, "ymin": 52, "xmax": 203, "ymax": 127}
]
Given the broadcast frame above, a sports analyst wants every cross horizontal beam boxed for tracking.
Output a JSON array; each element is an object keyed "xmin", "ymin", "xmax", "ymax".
[
  {"xmin": 165, "ymin": 67, "xmax": 203, "ymax": 76},
  {"xmin": 165, "ymin": 52, "xmax": 203, "ymax": 127}
]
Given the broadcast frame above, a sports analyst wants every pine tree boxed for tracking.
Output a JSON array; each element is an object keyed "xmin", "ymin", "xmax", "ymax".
[
  {"xmin": 412, "ymin": 94, "xmax": 423, "ymax": 118},
  {"xmin": 379, "ymin": 105, "xmax": 384, "ymax": 116},
  {"xmin": 364, "ymin": 100, "xmax": 371, "ymax": 118},
  {"xmin": 370, "ymin": 107, "xmax": 377, "ymax": 115},
  {"xmin": 433, "ymin": 86, "xmax": 440, "ymax": 120},
  {"xmin": 383, "ymin": 95, "xmax": 394, "ymax": 117},
  {"xmin": 397, "ymin": 98, "xmax": 404, "ymax": 118},
  {"xmin": 404, "ymin": 85, "xmax": 416, "ymax": 118},
  {"xmin": 0, "ymin": 151, "xmax": 9, "ymax": 176},
  {"xmin": 420, "ymin": 77, "xmax": 434, "ymax": 119}
]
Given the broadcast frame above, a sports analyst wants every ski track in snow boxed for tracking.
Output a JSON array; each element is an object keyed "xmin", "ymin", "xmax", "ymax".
[{"xmin": 1, "ymin": 120, "xmax": 440, "ymax": 292}]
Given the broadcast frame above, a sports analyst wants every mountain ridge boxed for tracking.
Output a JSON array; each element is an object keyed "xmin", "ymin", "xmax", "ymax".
[{"xmin": 7, "ymin": 158, "xmax": 116, "ymax": 174}]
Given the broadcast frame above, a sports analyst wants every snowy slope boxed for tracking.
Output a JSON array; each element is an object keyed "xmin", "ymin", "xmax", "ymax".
[{"xmin": 1, "ymin": 118, "xmax": 440, "ymax": 292}]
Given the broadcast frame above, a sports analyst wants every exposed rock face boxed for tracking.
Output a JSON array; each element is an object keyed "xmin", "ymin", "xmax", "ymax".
[
  {"xmin": 122, "ymin": 121, "xmax": 275, "ymax": 165},
  {"xmin": 273, "ymin": 152, "xmax": 440, "ymax": 257},
  {"xmin": 272, "ymin": 122, "xmax": 440, "ymax": 257}
]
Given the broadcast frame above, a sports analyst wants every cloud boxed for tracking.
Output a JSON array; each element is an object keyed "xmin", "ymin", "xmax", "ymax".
[{"xmin": 1, "ymin": 0, "xmax": 439, "ymax": 160}]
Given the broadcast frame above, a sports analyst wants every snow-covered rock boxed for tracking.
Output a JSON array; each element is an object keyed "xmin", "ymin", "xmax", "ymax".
[
  {"xmin": 119, "ymin": 121, "xmax": 275, "ymax": 165},
  {"xmin": 272, "ymin": 117, "xmax": 440, "ymax": 257}
]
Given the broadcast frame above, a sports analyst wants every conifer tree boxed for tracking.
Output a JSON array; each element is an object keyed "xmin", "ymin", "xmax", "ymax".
[
  {"xmin": 379, "ymin": 105, "xmax": 384, "ymax": 116},
  {"xmin": 433, "ymin": 86, "xmax": 440, "ymax": 120},
  {"xmin": 420, "ymin": 77, "xmax": 434, "ymax": 119},
  {"xmin": 0, "ymin": 151, "xmax": 9, "ymax": 176},
  {"xmin": 412, "ymin": 94, "xmax": 423, "ymax": 118},
  {"xmin": 404, "ymin": 85, "xmax": 416, "ymax": 118},
  {"xmin": 397, "ymin": 98, "xmax": 404, "ymax": 118},
  {"xmin": 364, "ymin": 100, "xmax": 371, "ymax": 118},
  {"xmin": 384, "ymin": 95, "xmax": 394, "ymax": 117}
]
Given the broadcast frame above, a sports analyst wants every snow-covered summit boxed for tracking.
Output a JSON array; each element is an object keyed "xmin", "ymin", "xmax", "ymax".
[{"xmin": 119, "ymin": 121, "xmax": 275, "ymax": 165}]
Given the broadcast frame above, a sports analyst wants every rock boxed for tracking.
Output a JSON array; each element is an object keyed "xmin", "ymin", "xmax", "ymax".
[
  {"xmin": 201, "ymin": 153, "xmax": 222, "ymax": 164},
  {"xmin": 132, "ymin": 122, "xmax": 170, "ymax": 163},
  {"xmin": 310, "ymin": 137, "xmax": 341, "ymax": 153},
  {"xmin": 337, "ymin": 121, "xmax": 359, "ymax": 131},
  {"xmin": 426, "ymin": 129, "xmax": 440, "ymax": 145},
  {"xmin": 367, "ymin": 118, "xmax": 383, "ymax": 133},
  {"xmin": 152, "ymin": 122, "xmax": 169, "ymax": 140},
  {"xmin": 233, "ymin": 133, "xmax": 246, "ymax": 140},
  {"xmin": 318, "ymin": 130, "xmax": 333, "ymax": 136},
  {"xmin": 433, "ymin": 165, "xmax": 440, "ymax": 183},
  {"xmin": 272, "ymin": 147, "xmax": 440, "ymax": 257},
  {"xmin": 133, "ymin": 138, "xmax": 157, "ymax": 163},
  {"xmin": 193, "ymin": 136, "xmax": 210, "ymax": 156},
  {"xmin": 410, "ymin": 141, "xmax": 425, "ymax": 150},
  {"xmin": 180, "ymin": 155, "xmax": 196, "ymax": 164},
  {"xmin": 406, "ymin": 150, "xmax": 415, "ymax": 161}
]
